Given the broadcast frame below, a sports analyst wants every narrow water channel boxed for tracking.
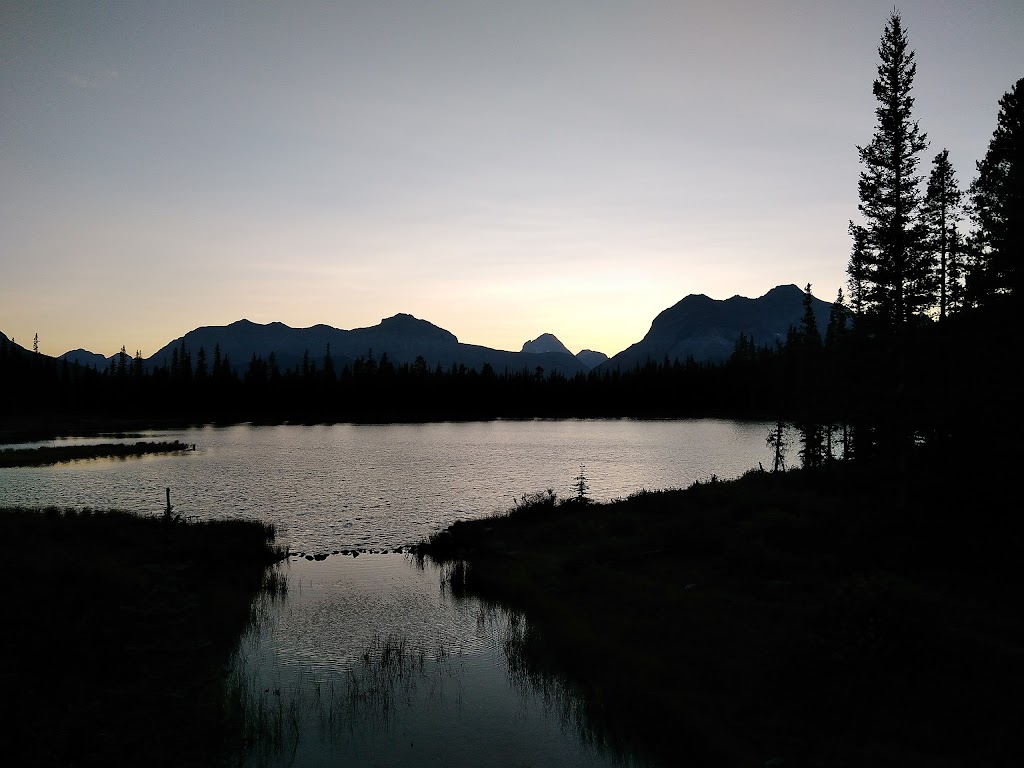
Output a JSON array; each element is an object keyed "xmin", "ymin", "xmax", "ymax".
[{"xmin": 233, "ymin": 554, "xmax": 651, "ymax": 767}]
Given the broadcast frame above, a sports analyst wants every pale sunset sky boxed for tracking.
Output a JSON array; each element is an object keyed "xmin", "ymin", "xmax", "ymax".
[{"xmin": 2, "ymin": 0, "xmax": 1021, "ymax": 358}]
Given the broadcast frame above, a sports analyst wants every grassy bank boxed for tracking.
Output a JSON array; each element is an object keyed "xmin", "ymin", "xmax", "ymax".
[
  {"xmin": 0, "ymin": 440, "xmax": 194, "ymax": 467},
  {"xmin": 2, "ymin": 507, "xmax": 286, "ymax": 768},
  {"xmin": 418, "ymin": 456, "xmax": 1024, "ymax": 767}
]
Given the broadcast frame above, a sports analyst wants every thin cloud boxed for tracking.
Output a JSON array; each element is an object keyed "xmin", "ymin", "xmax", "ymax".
[{"xmin": 60, "ymin": 68, "xmax": 119, "ymax": 89}]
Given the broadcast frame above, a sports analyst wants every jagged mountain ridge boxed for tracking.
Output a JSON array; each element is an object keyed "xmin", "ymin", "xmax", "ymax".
[
  {"xmin": 37, "ymin": 285, "xmax": 838, "ymax": 375},
  {"xmin": 146, "ymin": 313, "xmax": 587, "ymax": 376},
  {"xmin": 600, "ymin": 284, "xmax": 833, "ymax": 370}
]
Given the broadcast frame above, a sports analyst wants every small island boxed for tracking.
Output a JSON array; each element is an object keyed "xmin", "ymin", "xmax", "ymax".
[{"xmin": 0, "ymin": 440, "xmax": 194, "ymax": 467}]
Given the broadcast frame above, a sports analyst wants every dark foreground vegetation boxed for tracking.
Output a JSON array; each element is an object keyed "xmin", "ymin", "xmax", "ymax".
[
  {"xmin": 419, "ymin": 451, "xmax": 1023, "ymax": 767},
  {"xmin": 0, "ymin": 440, "xmax": 193, "ymax": 467},
  {"xmin": 1, "ymin": 507, "xmax": 286, "ymax": 768}
]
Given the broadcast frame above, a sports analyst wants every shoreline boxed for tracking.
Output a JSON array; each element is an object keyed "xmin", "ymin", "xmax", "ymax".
[
  {"xmin": 2, "ymin": 506, "xmax": 286, "ymax": 767},
  {"xmin": 418, "ymin": 458, "xmax": 1024, "ymax": 767}
]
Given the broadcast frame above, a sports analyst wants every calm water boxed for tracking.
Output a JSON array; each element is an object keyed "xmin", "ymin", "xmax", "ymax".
[
  {"xmin": 238, "ymin": 554, "xmax": 642, "ymax": 767},
  {"xmin": 3, "ymin": 419, "xmax": 770, "ymax": 767},
  {"xmin": 1, "ymin": 419, "xmax": 769, "ymax": 553}
]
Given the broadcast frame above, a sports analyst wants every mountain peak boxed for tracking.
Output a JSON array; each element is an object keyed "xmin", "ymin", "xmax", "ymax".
[
  {"xmin": 762, "ymin": 284, "xmax": 802, "ymax": 297},
  {"xmin": 374, "ymin": 313, "xmax": 459, "ymax": 344},
  {"xmin": 521, "ymin": 333, "xmax": 571, "ymax": 355},
  {"xmin": 601, "ymin": 284, "xmax": 833, "ymax": 370}
]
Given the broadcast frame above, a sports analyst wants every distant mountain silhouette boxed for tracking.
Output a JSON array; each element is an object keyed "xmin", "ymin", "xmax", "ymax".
[
  {"xmin": 60, "ymin": 349, "xmax": 112, "ymax": 369},
  {"xmin": 600, "ymin": 285, "xmax": 833, "ymax": 370},
  {"xmin": 521, "ymin": 333, "xmax": 572, "ymax": 356},
  {"xmin": 575, "ymin": 349, "xmax": 609, "ymax": 370},
  {"xmin": 29, "ymin": 284, "xmax": 836, "ymax": 378},
  {"xmin": 522, "ymin": 334, "xmax": 610, "ymax": 370},
  {"xmin": 0, "ymin": 333, "xmax": 94, "ymax": 366},
  {"xmin": 146, "ymin": 314, "xmax": 587, "ymax": 376}
]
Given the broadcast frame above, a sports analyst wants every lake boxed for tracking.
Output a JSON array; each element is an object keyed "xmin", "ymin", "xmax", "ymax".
[
  {"xmin": 0, "ymin": 419, "xmax": 770, "ymax": 553},
  {"xmin": 2, "ymin": 418, "xmax": 771, "ymax": 767}
]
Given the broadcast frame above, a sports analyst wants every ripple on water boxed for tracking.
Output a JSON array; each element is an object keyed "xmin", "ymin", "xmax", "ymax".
[{"xmin": 0, "ymin": 419, "xmax": 770, "ymax": 553}]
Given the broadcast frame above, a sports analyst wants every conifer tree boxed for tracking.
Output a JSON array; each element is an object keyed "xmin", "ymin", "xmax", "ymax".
[
  {"xmin": 921, "ymin": 149, "xmax": 963, "ymax": 320},
  {"xmin": 766, "ymin": 420, "xmax": 789, "ymax": 472},
  {"xmin": 323, "ymin": 344, "xmax": 336, "ymax": 382},
  {"xmin": 800, "ymin": 283, "xmax": 822, "ymax": 350},
  {"xmin": 794, "ymin": 285, "xmax": 824, "ymax": 468},
  {"xmin": 846, "ymin": 222, "xmax": 869, "ymax": 320},
  {"xmin": 969, "ymin": 77, "xmax": 1024, "ymax": 303},
  {"xmin": 195, "ymin": 346, "xmax": 208, "ymax": 381},
  {"xmin": 851, "ymin": 12, "xmax": 930, "ymax": 330},
  {"xmin": 825, "ymin": 288, "xmax": 849, "ymax": 349}
]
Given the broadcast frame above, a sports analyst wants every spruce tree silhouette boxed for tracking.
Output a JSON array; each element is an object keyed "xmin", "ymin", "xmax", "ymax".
[
  {"xmin": 921, "ymin": 149, "xmax": 963, "ymax": 320},
  {"xmin": 852, "ymin": 11, "xmax": 930, "ymax": 331},
  {"xmin": 968, "ymin": 77, "xmax": 1024, "ymax": 304}
]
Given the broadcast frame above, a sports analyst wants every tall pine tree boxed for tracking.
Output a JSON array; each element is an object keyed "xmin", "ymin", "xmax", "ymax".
[
  {"xmin": 852, "ymin": 12, "xmax": 930, "ymax": 331},
  {"xmin": 846, "ymin": 221, "xmax": 869, "ymax": 321},
  {"xmin": 969, "ymin": 77, "xmax": 1024, "ymax": 304},
  {"xmin": 921, "ymin": 149, "xmax": 963, "ymax": 320}
]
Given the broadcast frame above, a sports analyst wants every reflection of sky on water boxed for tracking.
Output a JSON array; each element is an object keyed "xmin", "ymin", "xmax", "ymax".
[
  {"xmin": 0, "ymin": 419, "xmax": 769, "ymax": 552},
  {"xmin": 236, "ymin": 554, "xmax": 649, "ymax": 768}
]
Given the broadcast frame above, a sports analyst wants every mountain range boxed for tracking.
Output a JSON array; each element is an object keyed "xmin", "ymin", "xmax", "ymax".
[
  {"xmin": 603, "ymin": 284, "xmax": 833, "ymax": 369},
  {"xmin": 39, "ymin": 284, "xmax": 833, "ymax": 375}
]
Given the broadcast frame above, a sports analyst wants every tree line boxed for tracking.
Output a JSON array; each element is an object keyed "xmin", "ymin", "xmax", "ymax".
[
  {"xmin": 833, "ymin": 12, "xmax": 1021, "ymax": 466},
  {"xmin": 846, "ymin": 13, "xmax": 1020, "ymax": 331}
]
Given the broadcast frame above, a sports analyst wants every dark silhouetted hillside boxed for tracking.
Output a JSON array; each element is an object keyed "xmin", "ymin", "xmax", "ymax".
[
  {"xmin": 601, "ymin": 285, "xmax": 833, "ymax": 370},
  {"xmin": 521, "ymin": 333, "xmax": 572, "ymax": 355},
  {"xmin": 60, "ymin": 349, "xmax": 112, "ymax": 369},
  {"xmin": 146, "ymin": 314, "xmax": 587, "ymax": 377},
  {"xmin": 575, "ymin": 350, "xmax": 609, "ymax": 370}
]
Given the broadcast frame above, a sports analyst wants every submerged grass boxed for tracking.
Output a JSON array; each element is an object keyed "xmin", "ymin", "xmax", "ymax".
[
  {"xmin": 227, "ymin": 628, "xmax": 464, "ymax": 766},
  {"xmin": 2, "ymin": 506, "xmax": 286, "ymax": 768},
  {"xmin": 417, "ymin": 455, "xmax": 1024, "ymax": 767}
]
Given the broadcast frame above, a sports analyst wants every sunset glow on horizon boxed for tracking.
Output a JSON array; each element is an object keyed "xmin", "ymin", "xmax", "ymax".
[{"xmin": 2, "ymin": 1, "xmax": 1021, "ymax": 359}]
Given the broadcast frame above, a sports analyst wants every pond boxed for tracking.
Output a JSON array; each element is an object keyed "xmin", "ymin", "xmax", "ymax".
[
  {"xmin": 2, "ymin": 419, "xmax": 771, "ymax": 767},
  {"xmin": 238, "ymin": 554, "xmax": 649, "ymax": 767},
  {"xmin": 0, "ymin": 419, "xmax": 770, "ymax": 553}
]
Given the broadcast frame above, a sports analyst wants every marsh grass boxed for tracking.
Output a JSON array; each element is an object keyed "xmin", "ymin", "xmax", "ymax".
[
  {"xmin": 2, "ymin": 505, "xmax": 286, "ymax": 768},
  {"xmin": 227, "ymin": 628, "xmax": 465, "ymax": 766},
  {"xmin": 418, "ymin": 457, "xmax": 1024, "ymax": 767}
]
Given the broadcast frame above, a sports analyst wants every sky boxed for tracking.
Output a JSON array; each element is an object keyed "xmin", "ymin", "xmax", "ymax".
[{"xmin": 2, "ymin": 1, "xmax": 1021, "ymax": 359}]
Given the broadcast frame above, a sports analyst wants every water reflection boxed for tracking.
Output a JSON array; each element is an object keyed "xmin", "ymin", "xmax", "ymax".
[
  {"xmin": 0, "ymin": 419, "xmax": 770, "ymax": 553},
  {"xmin": 229, "ymin": 554, "xmax": 654, "ymax": 768}
]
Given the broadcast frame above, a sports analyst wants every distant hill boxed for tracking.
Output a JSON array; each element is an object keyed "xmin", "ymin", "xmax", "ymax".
[
  {"xmin": 601, "ymin": 285, "xmax": 833, "ymax": 370},
  {"xmin": 60, "ymin": 349, "xmax": 112, "ymax": 369},
  {"xmin": 522, "ymin": 334, "xmax": 610, "ymax": 371},
  {"xmin": 576, "ymin": 350, "xmax": 609, "ymax": 370},
  {"xmin": 146, "ymin": 314, "xmax": 587, "ymax": 376}
]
